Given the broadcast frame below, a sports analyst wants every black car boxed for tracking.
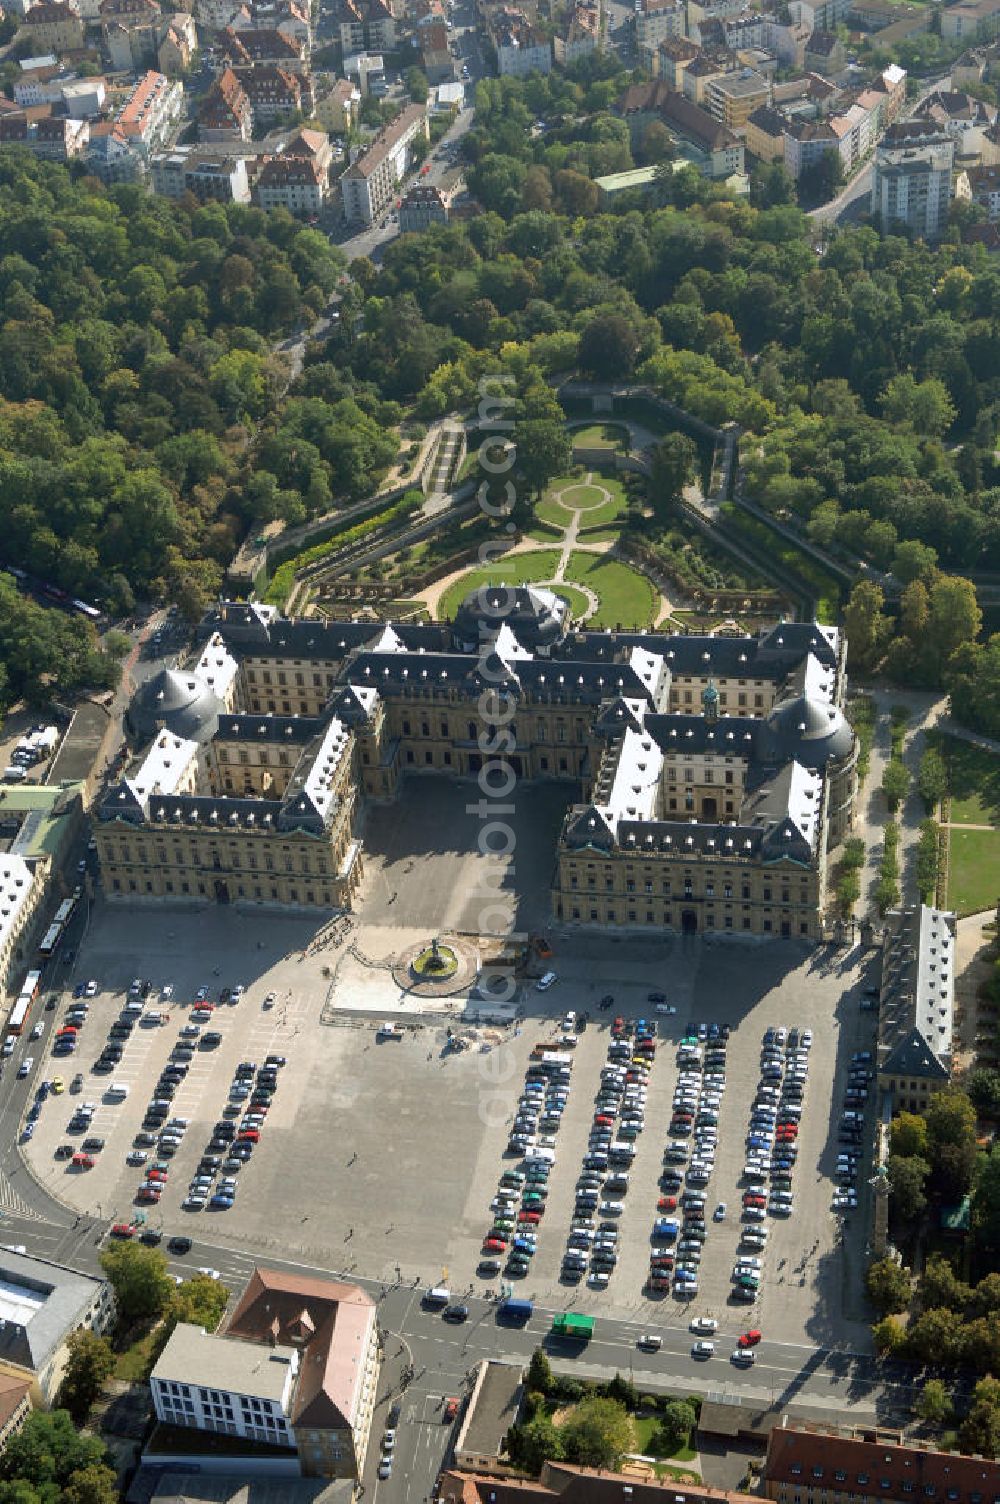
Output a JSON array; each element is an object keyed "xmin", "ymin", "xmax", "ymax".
[
  {"xmin": 134, "ymin": 1131, "xmax": 157, "ymax": 1147},
  {"xmin": 139, "ymin": 1229, "xmax": 162, "ymax": 1245},
  {"xmin": 443, "ymin": 1304, "xmax": 469, "ymax": 1323},
  {"xmin": 167, "ymin": 1235, "xmax": 192, "ymax": 1254},
  {"xmin": 200, "ymin": 1032, "xmax": 222, "ymax": 1049},
  {"xmin": 91, "ymin": 1059, "xmax": 114, "ymax": 1074},
  {"xmin": 54, "ymin": 1144, "xmax": 74, "ymax": 1160},
  {"xmin": 264, "ymin": 1054, "xmax": 286, "ymax": 1068}
]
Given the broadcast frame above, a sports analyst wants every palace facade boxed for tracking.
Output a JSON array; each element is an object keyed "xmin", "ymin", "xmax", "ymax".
[{"xmin": 95, "ymin": 591, "xmax": 857, "ymax": 938}]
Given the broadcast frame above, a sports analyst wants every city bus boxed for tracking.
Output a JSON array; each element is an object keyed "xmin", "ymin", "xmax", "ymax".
[
  {"xmin": 6, "ymin": 993, "xmax": 30, "ymax": 1036},
  {"xmin": 38, "ymin": 923, "xmax": 63, "ymax": 957},
  {"xmin": 21, "ymin": 970, "xmax": 41, "ymax": 1002}
]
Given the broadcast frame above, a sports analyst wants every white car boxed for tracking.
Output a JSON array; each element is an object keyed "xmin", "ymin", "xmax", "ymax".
[
  {"xmin": 84, "ymin": 980, "xmax": 98, "ymax": 997},
  {"xmin": 599, "ymin": 1201, "xmax": 624, "ymax": 1216},
  {"xmin": 17, "ymin": 1057, "xmax": 32, "ymax": 1078},
  {"xmin": 535, "ymin": 971, "xmax": 557, "ymax": 991},
  {"xmin": 691, "ymin": 1340, "xmax": 715, "ymax": 1359},
  {"xmin": 263, "ymin": 992, "xmax": 276, "ymax": 1008},
  {"xmin": 638, "ymin": 1333, "xmax": 662, "ymax": 1350},
  {"xmin": 198, "ymin": 1267, "xmax": 221, "ymax": 1280},
  {"xmin": 731, "ymin": 1348, "xmax": 755, "ymax": 1366},
  {"xmin": 29, "ymin": 1021, "xmax": 43, "ymax": 1040},
  {"xmin": 714, "ymin": 1202, "xmax": 727, "ymax": 1221},
  {"xmin": 690, "ymin": 1317, "xmax": 718, "ymax": 1334},
  {"xmin": 1, "ymin": 1039, "xmax": 13, "ymax": 1058},
  {"xmin": 562, "ymin": 1011, "xmax": 576, "ymax": 1030},
  {"xmin": 655, "ymin": 1002, "xmax": 676, "ymax": 1014}
]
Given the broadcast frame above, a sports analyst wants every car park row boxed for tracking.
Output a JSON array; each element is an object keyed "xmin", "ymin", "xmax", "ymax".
[
  {"xmin": 562, "ymin": 1011, "xmax": 655, "ymax": 1290},
  {"xmin": 834, "ymin": 1049, "xmax": 874, "ymax": 1214},
  {"xmin": 651, "ymin": 1022, "xmax": 731, "ymax": 1302}
]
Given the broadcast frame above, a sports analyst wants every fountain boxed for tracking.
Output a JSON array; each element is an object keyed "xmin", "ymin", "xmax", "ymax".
[{"xmin": 411, "ymin": 936, "xmax": 459, "ymax": 982}]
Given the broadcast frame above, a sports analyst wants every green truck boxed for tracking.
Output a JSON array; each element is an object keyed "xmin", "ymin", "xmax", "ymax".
[{"xmin": 550, "ymin": 1313, "xmax": 595, "ymax": 1341}]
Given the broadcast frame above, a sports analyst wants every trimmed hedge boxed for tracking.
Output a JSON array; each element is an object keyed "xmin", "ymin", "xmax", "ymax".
[{"xmin": 264, "ymin": 491, "xmax": 423, "ymax": 606}]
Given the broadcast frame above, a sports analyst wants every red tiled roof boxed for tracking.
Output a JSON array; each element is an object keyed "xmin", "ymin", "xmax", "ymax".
[{"xmin": 765, "ymin": 1423, "xmax": 1000, "ymax": 1503}]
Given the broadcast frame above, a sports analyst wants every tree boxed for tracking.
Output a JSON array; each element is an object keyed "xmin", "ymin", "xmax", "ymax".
[
  {"xmin": 99, "ymin": 1242, "xmax": 175, "ymax": 1323},
  {"xmin": 511, "ymin": 1412, "xmax": 564, "ymax": 1473},
  {"xmin": 169, "ymin": 1274, "xmax": 230, "ymax": 1333},
  {"xmin": 61, "ymin": 1464, "xmax": 120, "ymax": 1504},
  {"xmin": 559, "ymin": 1398, "xmax": 635, "ymax": 1469},
  {"xmin": 0, "ymin": 1412, "xmax": 107, "ymax": 1489},
  {"xmin": 866, "ymin": 1257, "xmax": 911, "ymax": 1315},
  {"xmin": 927, "ymin": 1086, "xmax": 977, "ymax": 1157},
  {"xmin": 882, "ymin": 759, "xmax": 910, "ymax": 812},
  {"xmin": 891, "ymin": 1113, "xmax": 929, "ymax": 1160},
  {"xmin": 973, "ymin": 1151, "xmax": 1000, "ymax": 1250},
  {"xmin": 905, "ymin": 1307, "xmax": 964, "ymax": 1367},
  {"xmin": 887, "ymin": 1154, "xmax": 930, "ymax": 1225},
  {"xmin": 844, "ymin": 581, "xmax": 889, "ymax": 671},
  {"xmin": 58, "ymin": 1331, "xmax": 115, "ymax": 1421},
  {"xmin": 405, "ymin": 67, "xmax": 429, "ymax": 103},
  {"xmin": 919, "ymin": 1254, "xmax": 971, "ymax": 1314},
  {"xmin": 948, "ymin": 635, "xmax": 1000, "ymax": 741},
  {"xmin": 960, "ymin": 1377, "xmax": 1000, "ymax": 1459},
  {"xmin": 514, "ymin": 418, "xmax": 571, "ymax": 498},
  {"xmin": 880, "ymin": 374, "xmax": 956, "ymax": 440},
  {"xmin": 914, "ymin": 1378, "xmax": 951, "ymax": 1426},
  {"xmin": 526, "ymin": 1348, "xmax": 553, "ymax": 1395},
  {"xmin": 969, "ymin": 1070, "xmax": 1000, "ymax": 1119},
  {"xmin": 650, "ymin": 433, "xmax": 697, "ymax": 519},
  {"xmin": 656, "ymin": 1399, "xmax": 697, "ymax": 1455},
  {"xmin": 578, "ymin": 314, "xmax": 640, "ymax": 381},
  {"xmin": 872, "ymin": 1315, "xmax": 905, "ymax": 1354},
  {"xmin": 892, "ymin": 539, "xmax": 938, "ymax": 586},
  {"xmin": 926, "ymin": 575, "xmax": 983, "ymax": 684},
  {"xmin": 918, "ymin": 748, "xmax": 947, "ymax": 812}
]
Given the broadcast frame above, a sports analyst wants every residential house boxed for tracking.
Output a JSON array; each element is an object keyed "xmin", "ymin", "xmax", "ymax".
[
  {"xmin": 782, "ymin": 116, "xmax": 840, "ymax": 178},
  {"xmin": 398, "ymin": 166, "xmax": 463, "ymax": 227},
  {"xmin": 236, "ymin": 62, "xmax": 313, "ymax": 121},
  {"xmin": 340, "ymin": 98, "xmax": 426, "ymax": 222},
  {"xmin": 658, "ymin": 86, "xmax": 745, "ymax": 174},
  {"xmin": 746, "ymin": 102, "xmax": 785, "ymax": 160},
  {"xmin": 0, "ymin": 111, "xmax": 90, "ymax": 159},
  {"xmin": 869, "ymin": 60, "xmax": 906, "ymax": 125},
  {"xmin": 199, "ymin": 64, "xmax": 252, "ymax": 138},
  {"xmin": 803, "ymin": 27, "xmax": 844, "ymax": 70},
  {"xmin": 221, "ymin": 23, "xmax": 305, "ymax": 63},
  {"xmin": 100, "ymin": 0, "xmax": 160, "ymax": 69},
  {"xmin": 555, "ymin": 2, "xmax": 598, "ymax": 63},
  {"xmin": 787, "ymin": 0, "xmax": 852, "ymax": 29},
  {"xmin": 0, "ymin": 1249, "xmax": 115, "ymax": 1407},
  {"xmin": 876, "ymin": 904, "xmax": 956, "ymax": 1112},
  {"xmin": 654, "ymin": 34, "xmax": 700, "ymax": 86},
  {"xmin": 60, "ymin": 75, "xmax": 106, "ymax": 112},
  {"xmin": 941, "ymin": 0, "xmax": 1000, "ymax": 40},
  {"xmin": 19, "ymin": 0, "xmax": 85, "ymax": 52},
  {"xmin": 333, "ymin": 0, "xmax": 395, "ymax": 52},
  {"xmin": 255, "ymin": 152, "xmax": 324, "ymax": 212},
  {"xmin": 157, "ymin": 12, "xmax": 197, "ymax": 73},
  {"xmin": 914, "ymin": 87, "xmax": 997, "ymax": 164},
  {"xmin": 84, "ymin": 118, "xmax": 144, "ymax": 178},
  {"xmin": 0, "ymin": 1378, "xmax": 31, "ymax": 1454},
  {"xmin": 12, "ymin": 58, "xmax": 63, "ymax": 103},
  {"xmin": 249, "ymin": 0, "xmax": 312, "ymax": 47},
  {"xmin": 682, "ymin": 53, "xmax": 724, "ymax": 103},
  {"xmin": 952, "ymin": 46, "xmax": 991, "ymax": 87},
  {"xmin": 965, "ymin": 159, "xmax": 1000, "ymax": 217},
  {"xmin": 314, "ymin": 76, "xmax": 360, "ymax": 131},
  {"xmin": 493, "ymin": 10, "xmax": 551, "ymax": 74},
  {"xmin": 705, "ymin": 68, "xmax": 770, "ymax": 132},
  {"xmin": 343, "ymin": 49, "xmax": 386, "ymax": 95},
  {"xmin": 151, "ymin": 143, "xmax": 252, "ymax": 199},
  {"xmin": 829, "ymin": 97, "xmax": 877, "ymax": 170},
  {"xmin": 762, "ymin": 1419, "xmax": 1000, "ymax": 1504},
  {"xmin": 149, "ymin": 1268, "xmax": 379, "ymax": 1480}
]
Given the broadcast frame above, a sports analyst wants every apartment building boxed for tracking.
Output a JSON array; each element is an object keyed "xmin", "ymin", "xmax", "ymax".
[
  {"xmin": 654, "ymin": 34, "xmax": 701, "ymax": 85},
  {"xmin": 659, "ymin": 87, "xmax": 746, "ymax": 174},
  {"xmin": 339, "ymin": 99, "xmax": 427, "ymax": 223},
  {"xmin": 398, "ymin": 167, "xmax": 463, "ymax": 227},
  {"xmin": 443, "ymin": 1466, "xmax": 758, "ymax": 1504},
  {"xmin": 199, "ymin": 65, "xmax": 252, "ymax": 139},
  {"xmin": 494, "ymin": 10, "xmax": 551, "ymax": 74},
  {"xmin": 84, "ymin": 119, "xmax": 145, "ymax": 178},
  {"xmin": 705, "ymin": 68, "xmax": 770, "ymax": 132},
  {"xmin": 746, "ymin": 102, "xmax": 785, "ymax": 159},
  {"xmin": 763, "ymin": 1420, "xmax": 1000, "ymax": 1504},
  {"xmin": 555, "ymin": 2, "xmax": 598, "ymax": 63},
  {"xmin": 0, "ymin": 112, "xmax": 89, "ymax": 156},
  {"xmin": 876, "ymin": 903, "xmax": 956, "ymax": 1113},
  {"xmin": 115, "ymin": 68, "xmax": 182, "ymax": 158},
  {"xmin": 682, "ymin": 53, "xmax": 724, "ymax": 103},
  {"xmin": 803, "ymin": 26, "xmax": 844, "ymax": 69},
  {"xmin": 872, "ymin": 134, "xmax": 955, "ymax": 238},
  {"xmin": 151, "ymin": 143, "xmax": 252, "ymax": 199},
  {"xmin": 221, "ymin": 23, "xmax": 305, "ymax": 63},
  {"xmin": 256, "ymin": 153, "xmax": 324, "ymax": 213},
  {"xmin": 635, "ymin": 0, "xmax": 685, "ymax": 56},
  {"xmin": 150, "ymin": 1269, "xmax": 380, "ymax": 1481},
  {"xmin": 333, "ymin": 0, "xmax": 395, "ymax": 52}
]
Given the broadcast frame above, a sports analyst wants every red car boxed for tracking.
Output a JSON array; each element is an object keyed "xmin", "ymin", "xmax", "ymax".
[
  {"xmin": 237, "ymin": 1129, "xmax": 260, "ymax": 1142},
  {"xmin": 650, "ymin": 1254, "xmax": 674, "ymax": 1269},
  {"xmin": 111, "ymin": 1222, "xmax": 136, "ymax": 1238},
  {"xmin": 594, "ymin": 1114, "xmax": 615, "ymax": 1127},
  {"xmin": 612, "ymin": 1017, "xmax": 625, "ymax": 1036},
  {"xmin": 136, "ymin": 1188, "xmax": 161, "ymax": 1203},
  {"xmin": 648, "ymin": 1275, "xmax": 670, "ymax": 1291},
  {"xmin": 518, "ymin": 1210, "xmax": 541, "ymax": 1225},
  {"xmin": 777, "ymin": 1125, "xmax": 798, "ymax": 1140},
  {"xmin": 147, "ymin": 1169, "xmax": 168, "ymax": 1182},
  {"xmin": 483, "ymin": 1237, "xmax": 506, "ymax": 1252},
  {"xmin": 56, "ymin": 1027, "xmax": 78, "ymax": 1038},
  {"xmin": 657, "ymin": 1196, "xmax": 677, "ymax": 1211},
  {"xmin": 743, "ymin": 1193, "xmax": 766, "ymax": 1207},
  {"xmin": 444, "ymin": 1398, "xmax": 459, "ymax": 1422},
  {"xmin": 739, "ymin": 1330, "xmax": 762, "ymax": 1347}
]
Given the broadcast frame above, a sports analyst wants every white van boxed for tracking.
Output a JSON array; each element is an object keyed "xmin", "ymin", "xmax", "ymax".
[
  {"xmin": 423, "ymin": 1286, "xmax": 450, "ymax": 1308},
  {"xmin": 535, "ymin": 971, "xmax": 558, "ymax": 991},
  {"xmin": 106, "ymin": 1083, "xmax": 129, "ymax": 1100},
  {"xmin": 524, "ymin": 1148, "xmax": 556, "ymax": 1166},
  {"xmin": 142, "ymin": 1010, "xmax": 162, "ymax": 1025},
  {"xmin": 3, "ymin": 767, "xmax": 27, "ymax": 783}
]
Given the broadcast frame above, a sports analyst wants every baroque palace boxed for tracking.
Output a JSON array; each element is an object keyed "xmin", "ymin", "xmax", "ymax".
[{"xmin": 95, "ymin": 590, "xmax": 858, "ymax": 939}]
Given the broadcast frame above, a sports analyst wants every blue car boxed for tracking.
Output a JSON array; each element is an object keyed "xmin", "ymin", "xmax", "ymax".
[
  {"xmin": 210, "ymin": 1194, "xmax": 234, "ymax": 1209},
  {"xmin": 653, "ymin": 1219, "xmax": 678, "ymax": 1239},
  {"xmin": 674, "ymin": 1267, "xmax": 696, "ymax": 1282},
  {"xmin": 513, "ymin": 1237, "xmax": 536, "ymax": 1253},
  {"xmin": 27, "ymin": 1103, "xmax": 41, "ymax": 1121},
  {"xmin": 36, "ymin": 1082, "xmax": 49, "ymax": 1101},
  {"xmin": 20, "ymin": 1124, "xmax": 34, "ymax": 1142}
]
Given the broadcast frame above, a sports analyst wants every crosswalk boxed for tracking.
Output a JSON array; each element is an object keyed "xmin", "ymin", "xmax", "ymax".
[{"xmin": 0, "ymin": 1163, "xmax": 43, "ymax": 1220}]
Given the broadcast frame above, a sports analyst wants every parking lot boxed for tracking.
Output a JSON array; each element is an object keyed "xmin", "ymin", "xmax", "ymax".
[{"xmin": 21, "ymin": 893, "xmax": 876, "ymax": 1353}]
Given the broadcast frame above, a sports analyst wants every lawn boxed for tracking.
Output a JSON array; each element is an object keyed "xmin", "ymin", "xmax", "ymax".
[
  {"xmin": 552, "ymin": 584, "xmax": 591, "ymax": 619},
  {"xmin": 114, "ymin": 1322, "xmax": 163, "ymax": 1382},
  {"xmin": 576, "ymin": 528, "xmax": 622, "ymax": 544},
  {"xmin": 933, "ymin": 734, "xmax": 1000, "ymax": 827},
  {"xmin": 947, "ymin": 828, "xmax": 1000, "ymax": 916},
  {"xmin": 569, "ymin": 422, "xmax": 629, "ymax": 451},
  {"xmin": 435, "ymin": 549, "xmax": 563, "ymax": 622},
  {"xmin": 564, "ymin": 551, "xmax": 657, "ymax": 629},
  {"xmin": 633, "ymin": 1414, "xmax": 698, "ymax": 1462},
  {"xmin": 535, "ymin": 496, "xmax": 573, "ymax": 530},
  {"xmin": 560, "ymin": 483, "xmax": 608, "ymax": 510}
]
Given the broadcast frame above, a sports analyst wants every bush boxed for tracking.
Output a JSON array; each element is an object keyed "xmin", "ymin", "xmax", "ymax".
[
  {"xmin": 264, "ymin": 491, "xmax": 423, "ymax": 606},
  {"xmin": 656, "ymin": 1399, "xmax": 697, "ymax": 1455},
  {"xmin": 916, "ymin": 818, "xmax": 940, "ymax": 904}
]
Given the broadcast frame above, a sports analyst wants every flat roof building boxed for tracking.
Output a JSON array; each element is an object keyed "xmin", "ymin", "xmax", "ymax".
[{"xmin": 0, "ymin": 1249, "xmax": 114, "ymax": 1406}]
